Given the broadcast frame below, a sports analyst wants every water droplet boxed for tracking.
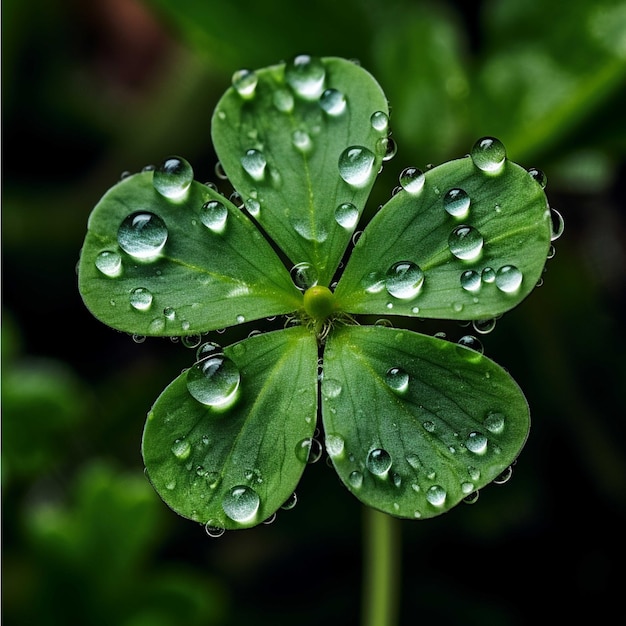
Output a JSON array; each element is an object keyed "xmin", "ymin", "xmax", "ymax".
[
  {"xmin": 222, "ymin": 485, "xmax": 260, "ymax": 523},
  {"xmin": 399, "ymin": 167, "xmax": 425, "ymax": 194},
  {"xmin": 245, "ymin": 197, "xmax": 260, "ymax": 216},
  {"xmin": 472, "ymin": 318, "xmax": 497, "ymax": 334},
  {"xmin": 528, "ymin": 167, "xmax": 547, "ymax": 188},
  {"xmin": 448, "ymin": 225, "xmax": 484, "ymax": 260},
  {"xmin": 550, "ymin": 207, "xmax": 565, "ymax": 241},
  {"xmin": 323, "ymin": 378, "xmax": 343, "ymax": 399},
  {"xmin": 334, "ymin": 202, "xmax": 359, "ymax": 229},
  {"xmin": 292, "ymin": 129, "xmax": 312, "ymax": 152},
  {"xmin": 186, "ymin": 355, "xmax": 240, "ymax": 407},
  {"xmin": 281, "ymin": 492, "xmax": 298, "ymax": 510},
  {"xmin": 377, "ymin": 136, "xmax": 397, "ymax": 161},
  {"xmin": 370, "ymin": 110, "xmax": 389, "ymax": 131},
  {"xmin": 295, "ymin": 438, "xmax": 323, "ymax": 464},
  {"xmin": 443, "ymin": 188, "xmax": 471, "ymax": 218},
  {"xmin": 338, "ymin": 146, "xmax": 376, "ymax": 186},
  {"xmin": 460, "ymin": 270, "xmax": 481, "ymax": 292},
  {"xmin": 471, "ymin": 137, "xmax": 506, "ymax": 173},
  {"xmin": 481, "ymin": 267, "xmax": 496, "ymax": 283},
  {"xmin": 385, "ymin": 261, "xmax": 424, "ymax": 300},
  {"xmin": 362, "ymin": 271, "xmax": 385, "ymax": 294},
  {"xmin": 493, "ymin": 466, "xmax": 513, "ymax": 484},
  {"xmin": 117, "ymin": 212, "xmax": 168, "ymax": 260},
  {"xmin": 385, "ymin": 367, "xmax": 409, "ymax": 394},
  {"xmin": 467, "ymin": 466, "xmax": 481, "ymax": 481},
  {"xmin": 466, "ymin": 431, "xmax": 488, "ymax": 454},
  {"xmin": 293, "ymin": 219, "xmax": 328, "ymax": 243},
  {"xmin": 484, "ymin": 411, "xmax": 505, "ymax": 433},
  {"xmin": 204, "ymin": 521, "xmax": 225, "ymax": 538},
  {"xmin": 95, "ymin": 250, "xmax": 122, "ymax": 277},
  {"xmin": 319, "ymin": 88, "xmax": 346, "ymax": 115},
  {"xmin": 366, "ymin": 448, "xmax": 392, "ymax": 476},
  {"xmin": 130, "ymin": 287, "xmax": 153, "ymax": 311},
  {"xmin": 231, "ymin": 68, "xmax": 258, "ymax": 97},
  {"xmin": 463, "ymin": 490, "xmax": 480, "ymax": 504},
  {"xmin": 196, "ymin": 341, "xmax": 222, "ymax": 361},
  {"xmin": 181, "ymin": 334, "xmax": 202, "ymax": 349},
  {"xmin": 273, "ymin": 88, "xmax": 294, "ymax": 112},
  {"xmin": 290, "ymin": 262, "xmax": 318, "ymax": 290},
  {"xmin": 349, "ymin": 470, "xmax": 364, "ymax": 488},
  {"xmin": 284, "ymin": 54, "xmax": 326, "ymax": 99},
  {"xmin": 241, "ymin": 149, "xmax": 267, "ymax": 181},
  {"xmin": 163, "ymin": 306, "xmax": 175, "ymax": 320},
  {"xmin": 200, "ymin": 200, "xmax": 228, "ymax": 232},
  {"xmin": 457, "ymin": 335, "xmax": 484, "ymax": 354},
  {"xmin": 423, "ymin": 421, "xmax": 435, "ymax": 433},
  {"xmin": 153, "ymin": 156, "xmax": 193, "ymax": 199},
  {"xmin": 426, "ymin": 485, "xmax": 447, "ymax": 506},
  {"xmin": 495, "ymin": 265, "xmax": 523, "ymax": 293},
  {"xmin": 171, "ymin": 437, "xmax": 191, "ymax": 461},
  {"xmin": 325, "ymin": 433, "xmax": 345, "ymax": 457}
]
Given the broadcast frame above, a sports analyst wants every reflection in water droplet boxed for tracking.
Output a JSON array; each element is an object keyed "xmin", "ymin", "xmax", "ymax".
[
  {"xmin": 338, "ymin": 146, "xmax": 376, "ymax": 186},
  {"xmin": 481, "ymin": 267, "xmax": 496, "ymax": 283},
  {"xmin": 334, "ymin": 202, "xmax": 359, "ymax": 229},
  {"xmin": 200, "ymin": 200, "xmax": 228, "ymax": 232},
  {"xmin": 290, "ymin": 262, "xmax": 318, "ymax": 290},
  {"xmin": 471, "ymin": 137, "xmax": 506, "ymax": 173},
  {"xmin": 385, "ymin": 367, "xmax": 409, "ymax": 393},
  {"xmin": 241, "ymin": 149, "xmax": 267, "ymax": 181},
  {"xmin": 426, "ymin": 485, "xmax": 447, "ymax": 506},
  {"xmin": 130, "ymin": 287, "xmax": 153, "ymax": 311},
  {"xmin": 196, "ymin": 341, "xmax": 222, "ymax": 361},
  {"xmin": 443, "ymin": 188, "xmax": 471, "ymax": 218},
  {"xmin": 222, "ymin": 485, "xmax": 260, "ymax": 522},
  {"xmin": 366, "ymin": 448, "xmax": 392, "ymax": 476},
  {"xmin": 153, "ymin": 156, "xmax": 193, "ymax": 199},
  {"xmin": 245, "ymin": 197, "xmax": 260, "ymax": 216},
  {"xmin": 495, "ymin": 265, "xmax": 523, "ymax": 293},
  {"xmin": 186, "ymin": 355, "xmax": 240, "ymax": 407},
  {"xmin": 385, "ymin": 261, "xmax": 424, "ymax": 299},
  {"xmin": 231, "ymin": 69, "xmax": 258, "ymax": 98},
  {"xmin": 448, "ymin": 225, "xmax": 483, "ymax": 260},
  {"xmin": 319, "ymin": 88, "xmax": 346, "ymax": 115},
  {"xmin": 466, "ymin": 431, "xmax": 488, "ymax": 454},
  {"xmin": 95, "ymin": 251, "xmax": 122, "ymax": 277},
  {"xmin": 399, "ymin": 167, "xmax": 425, "ymax": 194},
  {"xmin": 285, "ymin": 54, "xmax": 326, "ymax": 98},
  {"xmin": 118, "ymin": 212, "xmax": 168, "ymax": 260}
]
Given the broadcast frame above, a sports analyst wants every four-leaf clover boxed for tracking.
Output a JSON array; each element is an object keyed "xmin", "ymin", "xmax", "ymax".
[{"xmin": 78, "ymin": 55, "xmax": 554, "ymax": 531}]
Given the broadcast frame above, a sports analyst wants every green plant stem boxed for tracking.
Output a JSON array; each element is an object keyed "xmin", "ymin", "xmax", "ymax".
[{"xmin": 361, "ymin": 506, "xmax": 401, "ymax": 626}]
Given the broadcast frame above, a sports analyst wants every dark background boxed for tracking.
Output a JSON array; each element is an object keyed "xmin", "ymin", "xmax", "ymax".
[{"xmin": 3, "ymin": 0, "xmax": 625, "ymax": 624}]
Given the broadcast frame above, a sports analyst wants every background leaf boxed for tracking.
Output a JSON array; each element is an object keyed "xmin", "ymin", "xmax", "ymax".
[
  {"xmin": 143, "ymin": 327, "xmax": 318, "ymax": 529},
  {"xmin": 212, "ymin": 56, "xmax": 390, "ymax": 285},
  {"xmin": 78, "ymin": 171, "xmax": 302, "ymax": 336},
  {"xmin": 335, "ymin": 151, "xmax": 552, "ymax": 320},
  {"xmin": 322, "ymin": 325, "xmax": 529, "ymax": 519}
]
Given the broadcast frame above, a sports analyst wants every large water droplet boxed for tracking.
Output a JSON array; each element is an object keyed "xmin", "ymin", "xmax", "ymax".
[
  {"xmin": 117, "ymin": 212, "xmax": 168, "ymax": 260},
  {"xmin": 319, "ymin": 88, "xmax": 346, "ymax": 115},
  {"xmin": 241, "ymin": 149, "xmax": 267, "ymax": 181},
  {"xmin": 443, "ymin": 188, "xmax": 471, "ymax": 218},
  {"xmin": 200, "ymin": 200, "xmax": 228, "ymax": 232},
  {"xmin": 366, "ymin": 448, "xmax": 392, "ymax": 476},
  {"xmin": 338, "ymin": 146, "xmax": 376, "ymax": 186},
  {"xmin": 334, "ymin": 202, "xmax": 359, "ymax": 229},
  {"xmin": 325, "ymin": 433, "xmax": 345, "ymax": 457},
  {"xmin": 426, "ymin": 485, "xmax": 447, "ymax": 506},
  {"xmin": 186, "ymin": 355, "xmax": 240, "ymax": 407},
  {"xmin": 495, "ymin": 265, "xmax": 523, "ymax": 293},
  {"xmin": 284, "ymin": 54, "xmax": 325, "ymax": 99},
  {"xmin": 153, "ymin": 156, "xmax": 193, "ymax": 199},
  {"xmin": 471, "ymin": 137, "xmax": 506, "ymax": 173},
  {"xmin": 290, "ymin": 262, "xmax": 318, "ymax": 290},
  {"xmin": 399, "ymin": 167, "xmax": 425, "ymax": 194},
  {"xmin": 95, "ymin": 250, "xmax": 122, "ymax": 277},
  {"xmin": 130, "ymin": 287, "xmax": 153, "ymax": 311},
  {"xmin": 460, "ymin": 270, "xmax": 482, "ymax": 292},
  {"xmin": 385, "ymin": 367, "xmax": 409, "ymax": 394},
  {"xmin": 385, "ymin": 261, "xmax": 424, "ymax": 299},
  {"xmin": 448, "ymin": 225, "xmax": 484, "ymax": 260},
  {"xmin": 231, "ymin": 69, "xmax": 258, "ymax": 98},
  {"xmin": 222, "ymin": 485, "xmax": 260, "ymax": 523},
  {"xmin": 466, "ymin": 431, "xmax": 488, "ymax": 454}
]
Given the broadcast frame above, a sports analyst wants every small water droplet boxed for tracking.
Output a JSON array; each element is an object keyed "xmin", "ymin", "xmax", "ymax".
[
  {"xmin": 334, "ymin": 202, "xmax": 359, "ymax": 229},
  {"xmin": 295, "ymin": 438, "xmax": 323, "ymax": 464},
  {"xmin": 471, "ymin": 137, "xmax": 506, "ymax": 173},
  {"xmin": 466, "ymin": 431, "xmax": 488, "ymax": 454},
  {"xmin": 319, "ymin": 88, "xmax": 346, "ymax": 115},
  {"xmin": 385, "ymin": 367, "xmax": 409, "ymax": 394},
  {"xmin": 460, "ymin": 270, "xmax": 481, "ymax": 292},
  {"xmin": 281, "ymin": 492, "xmax": 298, "ymax": 510},
  {"xmin": 323, "ymin": 378, "xmax": 343, "ymax": 399},
  {"xmin": 362, "ymin": 271, "xmax": 385, "ymax": 294},
  {"xmin": 186, "ymin": 355, "xmax": 240, "ymax": 407},
  {"xmin": 153, "ymin": 156, "xmax": 193, "ymax": 199},
  {"xmin": 273, "ymin": 87, "xmax": 294, "ymax": 112},
  {"xmin": 550, "ymin": 207, "xmax": 565, "ymax": 241},
  {"xmin": 222, "ymin": 485, "xmax": 260, "ymax": 523},
  {"xmin": 385, "ymin": 261, "xmax": 424, "ymax": 299},
  {"xmin": 457, "ymin": 335, "xmax": 484, "ymax": 354},
  {"xmin": 231, "ymin": 68, "xmax": 258, "ymax": 97},
  {"xmin": 426, "ymin": 484, "xmax": 447, "ymax": 506},
  {"xmin": 423, "ymin": 421, "xmax": 435, "ymax": 433},
  {"xmin": 484, "ymin": 411, "xmax": 505, "ymax": 433},
  {"xmin": 448, "ymin": 225, "xmax": 484, "ymax": 260},
  {"xmin": 494, "ymin": 465, "xmax": 513, "ymax": 484},
  {"xmin": 472, "ymin": 318, "xmax": 497, "ymax": 334},
  {"xmin": 205, "ymin": 521, "xmax": 225, "ymax": 538},
  {"xmin": 285, "ymin": 54, "xmax": 326, "ymax": 99},
  {"xmin": 95, "ymin": 250, "xmax": 122, "ymax": 277},
  {"xmin": 443, "ymin": 188, "xmax": 471, "ymax": 218},
  {"xmin": 163, "ymin": 306, "xmax": 175, "ymax": 320},
  {"xmin": 241, "ymin": 149, "xmax": 267, "ymax": 181},
  {"xmin": 292, "ymin": 129, "xmax": 312, "ymax": 152},
  {"xmin": 481, "ymin": 267, "xmax": 496, "ymax": 283},
  {"xmin": 399, "ymin": 167, "xmax": 425, "ymax": 194},
  {"xmin": 349, "ymin": 470, "xmax": 364, "ymax": 489},
  {"xmin": 199, "ymin": 200, "xmax": 228, "ymax": 232},
  {"xmin": 117, "ymin": 212, "xmax": 168, "ymax": 260},
  {"xmin": 370, "ymin": 110, "xmax": 389, "ymax": 132},
  {"xmin": 528, "ymin": 167, "xmax": 547, "ymax": 188},
  {"xmin": 325, "ymin": 433, "xmax": 345, "ymax": 457},
  {"xmin": 467, "ymin": 466, "xmax": 481, "ymax": 481},
  {"xmin": 244, "ymin": 197, "xmax": 261, "ymax": 216},
  {"xmin": 171, "ymin": 437, "xmax": 191, "ymax": 461},
  {"xmin": 366, "ymin": 448, "xmax": 392, "ymax": 476},
  {"xmin": 290, "ymin": 262, "xmax": 318, "ymax": 290},
  {"xmin": 376, "ymin": 136, "xmax": 397, "ymax": 161},
  {"xmin": 130, "ymin": 287, "xmax": 153, "ymax": 311},
  {"xmin": 495, "ymin": 265, "xmax": 523, "ymax": 293},
  {"xmin": 338, "ymin": 146, "xmax": 376, "ymax": 186},
  {"xmin": 196, "ymin": 341, "xmax": 222, "ymax": 361}
]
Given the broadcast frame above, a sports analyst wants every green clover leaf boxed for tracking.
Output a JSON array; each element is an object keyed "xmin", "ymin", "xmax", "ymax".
[{"xmin": 78, "ymin": 55, "xmax": 555, "ymax": 531}]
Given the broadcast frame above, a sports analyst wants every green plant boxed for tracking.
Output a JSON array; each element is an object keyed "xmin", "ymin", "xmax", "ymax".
[{"xmin": 77, "ymin": 55, "xmax": 556, "ymax": 618}]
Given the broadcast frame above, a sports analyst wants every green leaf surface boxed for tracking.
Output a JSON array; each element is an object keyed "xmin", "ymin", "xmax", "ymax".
[
  {"xmin": 78, "ymin": 172, "xmax": 302, "ymax": 336},
  {"xmin": 322, "ymin": 325, "xmax": 530, "ymax": 519},
  {"xmin": 142, "ymin": 326, "xmax": 318, "ymax": 529},
  {"xmin": 335, "ymin": 151, "xmax": 552, "ymax": 320},
  {"xmin": 211, "ymin": 56, "xmax": 390, "ymax": 285}
]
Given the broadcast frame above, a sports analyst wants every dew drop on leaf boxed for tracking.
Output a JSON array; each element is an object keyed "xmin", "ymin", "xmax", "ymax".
[
  {"xmin": 319, "ymin": 88, "xmax": 346, "ymax": 115},
  {"xmin": 484, "ymin": 411, "xmax": 505, "ymax": 434},
  {"xmin": 117, "ymin": 212, "xmax": 168, "ymax": 260},
  {"xmin": 334, "ymin": 202, "xmax": 359, "ymax": 229},
  {"xmin": 273, "ymin": 88, "xmax": 294, "ymax": 112},
  {"xmin": 325, "ymin": 433, "xmax": 345, "ymax": 457},
  {"xmin": 370, "ymin": 110, "xmax": 389, "ymax": 132},
  {"xmin": 448, "ymin": 225, "xmax": 484, "ymax": 260},
  {"xmin": 443, "ymin": 188, "xmax": 471, "ymax": 218},
  {"xmin": 231, "ymin": 69, "xmax": 258, "ymax": 98},
  {"xmin": 465, "ymin": 431, "xmax": 488, "ymax": 454},
  {"xmin": 528, "ymin": 167, "xmax": 547, "ymax": 188},
  {"xmin": 460, "ymin": 269, "xmax": 482, "ymax": 292},
  {"xmin": 366, "ymin": 448, "xmax": 392, "ymax": 476},
  {"xmin": 385, "ymin": 367, "xmax": 409, "ymax": 394},
  {"xmin": 323, "ymin": 378, "xmax": 343, "ymax": 398},
  {"xmin": 284, "ymin": 54, "xmax": 326, "ymax": 99},
  {"xmin": 95, "ymin": 250, "xmax": 122, "ymax": 277},
  {"xmin": 129, "ymin": 287, "xmax": 153, "ymax": 311},
  {"xmin": 495, "ymin": 265, "xmax": 523, "ymax": 293},
  {"xmin": 241, "ymin": 149, "xmax": 267, "ymax": 181},
  {"xmin": 196, "ymin": 341, "xmax": 222, "ymax": 361},
  {"xmin": 281, "ymin": 492, "xmax": 298, "ymax": 510},
  {"xmin": 292, "ymin": 129, "xmax": 312, "ymax": 153},
  {"xmin": 348, "ymin": 470, "xmax": 364, "ymax": 488},
  {"xmin": 399, "ymin": 167, "xmax": 425, "ymax": 194},
  {"xmin": 338, "ymin": 146, "xmax": 376, "ymax": 186},
  {"xmin": 186, "ymin": 355, "xmax": 240, "ymax": 407},
  {"xmin": 222, "ymin": 485, "xmax": 260, "ymax": 523},
  {"xmin": 290, "ymin": 261, "xmax": 318, "ymax": 290},
  {"xmin": 204, "ymin": 521, "xmax": 226, "ymax": 538},
  {"xmin": 426, "ymin": 484, "xmax": 447, "ymax": 506},
  {"xmin": 385, "ymin": 261, "xmax": 424, "ymax": 300},
  {"xmin": 171, "ymin": 437, "xmax": 191, "ymax": 461},
  {"xmin": 153, "ymin": 156, "xmax": 193, "ymax": 199},
  {"xmin": 200, "ymin": 200, "xmax": 228, "ymax": 232},
  {"xmin": 481, "ymin": 267, "xmax": 496, "ymax": 283},
  {"xmin": 295, "ymin": 438, "xmax": 323, "ymax": 464},
  {"xmin": 471, "ymin": 137, "xmax": 506, "ymax": 173}
]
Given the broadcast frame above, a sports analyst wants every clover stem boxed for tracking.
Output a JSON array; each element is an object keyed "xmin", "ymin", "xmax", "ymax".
[{"xmin": 361, "ymin": 506, "xmax": 401, "ymax": 626}]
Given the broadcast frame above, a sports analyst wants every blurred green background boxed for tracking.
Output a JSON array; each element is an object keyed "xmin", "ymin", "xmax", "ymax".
[{"xmin": 3, "ymin": 0, "xmax": 625, "ymax": 624}]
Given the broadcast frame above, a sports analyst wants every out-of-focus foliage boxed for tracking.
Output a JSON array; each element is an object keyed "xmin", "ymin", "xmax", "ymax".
[{"xmin": 3, "ymin": 0, "xmax": 625, "ymax": 623}]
